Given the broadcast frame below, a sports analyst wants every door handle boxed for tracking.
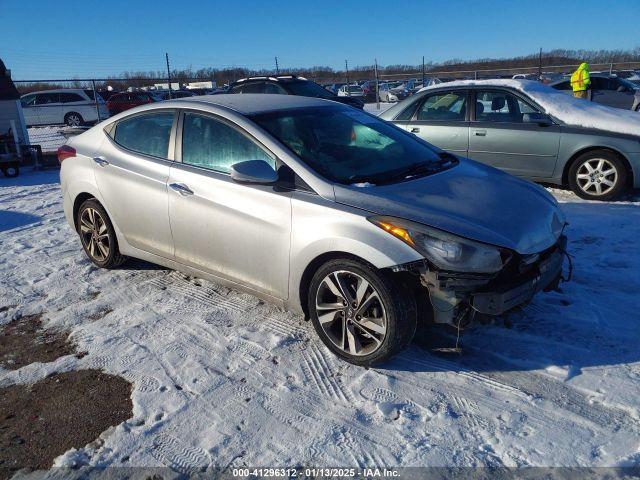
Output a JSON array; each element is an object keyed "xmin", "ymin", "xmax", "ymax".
[
  {"xmin": 411, "ymin": 127, "xmax": 420, "ymax": 133},
  {"xmin": 92, "ymin": 156, "xmax": 109, "ymax": 166},
  {"xmin": 473, "ymin": 130, "xmax": 487, "ymax": 136},
  {"xmin": 169, "ymin": 183, "xmax": 194, "ymax": 196}
]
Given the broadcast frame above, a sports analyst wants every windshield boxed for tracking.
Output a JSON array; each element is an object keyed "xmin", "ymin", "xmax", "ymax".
[
  {"xmin": 286, "ymin": 81, "xmax": 335, "ymax": 99},
  {"xmin": 348, "ymin": 86, "xmax": 363, "ymax": 93},
  {"xmin": 619, "ymin": 78, "xmax": 639, "ymax": 90},
  {"xmin": 251, "ymin": 106, "xmax": 448, "ymax": 185}
]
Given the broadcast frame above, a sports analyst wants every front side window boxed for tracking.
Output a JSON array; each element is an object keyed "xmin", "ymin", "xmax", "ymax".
[
  {"xmin": 181, "ymin": 113, "xmax": 274, "ymax": 174},
  {"xmin": 264, "ymin": 82, "xmax": 287, "ymax": 94},
  {"xmin": 285, "ymin": 81, "xmax": 335, "ymax": 99},
  {"xmin": 21, "ymin": 94, "xmax": 36, "ymax": 107},
  {"xmin": 252, "ymin": 106, "xmax": 446, "ymax": 185},
  {"xmin": 475, "ymin": 90, "xmax": 539, "ymax": 123},
  {"xmin": 112, "ymin": 112, "xmax": 174, "ymax": 158},
  {"xmin": 240, "ymin": 82, "xmax": 265, "ymax": 94},
  {"xmin": 416, "ymin": 91, "xmax": 467, "ymax": 121}
]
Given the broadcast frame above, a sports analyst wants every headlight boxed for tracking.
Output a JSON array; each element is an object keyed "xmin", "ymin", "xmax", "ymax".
[{"xmin": 369, "ymin": 216, "xmax": 510, "ymax": 273}]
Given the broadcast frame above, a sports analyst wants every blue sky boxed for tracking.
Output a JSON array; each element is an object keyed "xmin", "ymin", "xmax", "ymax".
[{"xmin": 2, "ymin": 0, "xmax": 637, "ymax": 79}]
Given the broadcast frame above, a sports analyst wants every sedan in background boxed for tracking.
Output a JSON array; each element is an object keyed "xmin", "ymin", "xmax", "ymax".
[
  {"xmin": 378, "ymin": 82, "xmax": 410, "ymax": 102},
  {"xmin": 382, "ymin": 79, "xmax": 640, "ymax": 200},
  {"xmin": 58, "ymin": 94, "xmax": 566, "ymax": 365},
  {"xmin": 551, "ymin": 74, "xmax": 640, "ymax": 111},
  {"xmin": 106, "ymin": 92, "xmax": 159, "ymax": 115},
  {"xmin": 337, "ymin": 84, "xmax": 365, "ymax": 98}
]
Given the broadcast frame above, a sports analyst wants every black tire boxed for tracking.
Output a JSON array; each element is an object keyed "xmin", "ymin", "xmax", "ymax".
[
  {"xmin": 65, "ymin": 112, "xmax": 84, "ymax": 127},
  {"xmin": 76, "ymin": 198, "xmax": 126, "ymax": 269},
  {"xmin": 2, "ymin": 166, "xmax": 19, "ymax": 178},
  {"xmin": 308, "ymin": 258, "xmax": 417, "ymax": 366},
  {"xmin": 567, "ymin": 149, "xmax": 628, "ymax": 201}
]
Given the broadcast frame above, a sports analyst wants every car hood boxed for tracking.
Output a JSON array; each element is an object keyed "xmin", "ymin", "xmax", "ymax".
[{"xmin": 333, "ymin": 159, "xmax": 566, "ymax": 255}]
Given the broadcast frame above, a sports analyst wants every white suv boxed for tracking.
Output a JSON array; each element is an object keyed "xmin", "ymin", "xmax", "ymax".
[{"xmin": 20, "ymin": 89, "xmax": 110, "ymax": 127}]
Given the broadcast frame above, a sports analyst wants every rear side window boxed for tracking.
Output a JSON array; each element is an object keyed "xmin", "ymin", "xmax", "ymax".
[
  {"xmin": 181, "ymin": 112, "xmax": 274, "ymax": 173},
  {"xmin": 35, "ymin": 93, "xmax": 59, "ymax": 104},
  {"xmin": 112, "ymin": 112, "xmax": 174, "ymax": 158},
  {"xmin": 239, "ymin": 82, "xmax": 265, "ymax": 94},
  {"xmin": 60, "ymin": 92, "xmax": 85, "ymax": 103}
]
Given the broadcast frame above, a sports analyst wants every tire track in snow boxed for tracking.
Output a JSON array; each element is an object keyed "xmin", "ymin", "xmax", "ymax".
[{"xmin": 151, "ymin": 433, "xmax": 209, "ymax": 472}]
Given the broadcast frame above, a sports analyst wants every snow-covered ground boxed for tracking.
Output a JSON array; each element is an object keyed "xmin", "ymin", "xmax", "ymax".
[{"xmin": 1, "ymin": 169, "xmax": 639, "ymax": 470}]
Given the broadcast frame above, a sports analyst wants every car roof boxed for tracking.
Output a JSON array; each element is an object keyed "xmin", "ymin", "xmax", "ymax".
[
  {"xmin": 174, "ymin": 93, "xmax": 338, "ymax": 115},
  {"xmin": 21, "ymin": 88, "xmax": 86, "ymax": 96}
]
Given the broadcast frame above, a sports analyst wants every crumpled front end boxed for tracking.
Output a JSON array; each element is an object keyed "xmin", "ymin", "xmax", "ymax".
[{"xmin": 394, "ymin": 235, "xmax": 568, "ymax": 327}]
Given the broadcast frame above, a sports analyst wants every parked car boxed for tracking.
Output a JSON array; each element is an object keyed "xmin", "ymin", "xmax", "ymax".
[
  {"xmin": 337, "ymin": 84, "xmax": 365, "ymax": 98},
  {"xmin": 229, "ymin": 75, "xmax": 364, "ymax": 109},
  {"xmin": 20, "ymin": 89, "xmax": 110, "ymax": 127},
  {"xmin": 382, "ymin": 79, "xmax": 640, "ymax": 200},
  {"xmin": 551, "ymin": 74, "xmax": 640, "ymax": 111},
  {"xmin": 378, "ymin": 82, "xmax": 410, "ymax": 102},
  {"xmin": 106, "ymin": 92, "xmax": 159, "ymax": 115},
  {"xmin": 359, "ymin": 81, "xmax": 378, "ymax": 101},
  {"xmin": 58, "ymin": 94, "xmax": 567, "ymax": 365},
  {"xmin": 157, "ymin": 90, "xmax": 197, "ymax": 100},
  {"xmin": 324, "ymin": 83, "xmax": 347, "ymax": 95}
]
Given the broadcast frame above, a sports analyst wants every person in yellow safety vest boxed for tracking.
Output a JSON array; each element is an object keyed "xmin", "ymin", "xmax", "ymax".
[{"xmin": 571, "ymin": 62, "xmax": 591, "ymax": 99}]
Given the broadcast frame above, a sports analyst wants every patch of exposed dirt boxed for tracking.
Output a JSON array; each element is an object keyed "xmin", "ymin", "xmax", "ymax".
[
  {"xmin": 0, "ymin": 369, "xmax": 133, "ymax": 478},
  {"xmin": 0, "ymin": 314, "xmax": 75, "ymax": 370}
]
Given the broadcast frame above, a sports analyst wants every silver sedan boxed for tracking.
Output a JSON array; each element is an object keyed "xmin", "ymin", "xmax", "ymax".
[{"xmin": 59, "ymin": 95, "xmax": 566, "ymax": 365}]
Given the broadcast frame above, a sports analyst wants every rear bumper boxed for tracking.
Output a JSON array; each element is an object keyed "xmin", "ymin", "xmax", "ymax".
[{"xmin": 471, "ymin": 240, "xmax": 565, "ymax": 315}]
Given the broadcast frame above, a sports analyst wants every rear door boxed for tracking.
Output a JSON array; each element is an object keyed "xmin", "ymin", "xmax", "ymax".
[
  {"xmin": 60, "ymin": 91, "xmax": 96, "ymax": 123},
  {"xmin": 404, "ymin": 89, "xmax": 469, "ymax": 155},
  {"xmin": 96, "ymin": 110, "xmax": 176, "ymax": 258},
  {"xmin": 35, "ymin": 93, "xmax": 62, "ymax": 125},
  {"xmin": 167, "ymin": 110, "xmax": 292, "ymax": 298},
  {"xmin": 468, "ymin": 89, "xmax": 560, "ymax": 178}
]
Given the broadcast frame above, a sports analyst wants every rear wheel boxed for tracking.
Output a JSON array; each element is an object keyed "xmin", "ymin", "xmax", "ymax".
[
  {"xmin": 308, "ymin": 258, "xmax": 416, "ymax": 366},
  {"xmin": 568, "ymin": 150, "xmax": 628, "ymax": 201},
  {"xmin": 1, "ymin": 166, "xmax": 19, "ymax": 177},
  {"xmin": 65, "ymin": 112, "xmax": 84, "ymax": 127},
  {"xmin": 76, "ymin": 199, "xmax": 126, "ymax": 268}
]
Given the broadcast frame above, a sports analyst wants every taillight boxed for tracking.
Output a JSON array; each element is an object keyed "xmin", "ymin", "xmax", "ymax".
[{"xmin": 57, "ymin": 145, "xmax": 76, "ymax": 164}]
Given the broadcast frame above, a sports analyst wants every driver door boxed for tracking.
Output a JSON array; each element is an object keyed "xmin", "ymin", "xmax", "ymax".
[{"xmin": 168, "ymin": 111, "xmax": 292, "ymax": 299}]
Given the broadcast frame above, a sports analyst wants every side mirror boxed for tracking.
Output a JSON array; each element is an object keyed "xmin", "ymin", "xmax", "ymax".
[
  {"xmin": 523, "ymin": 112, "xmax": 553, "ymax": 127},
  {"xmin": 617, "ymin": 85, "xmax": 628, "ymax": 93},
  {"xmin": 230, "ymin": 160, "xmax": 278, "ymax": 185}
]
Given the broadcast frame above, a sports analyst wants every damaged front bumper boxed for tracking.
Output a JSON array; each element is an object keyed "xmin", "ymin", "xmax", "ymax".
[{"xmin": 403, "ymin": 235, "xmax": 567, "ymax": 325}]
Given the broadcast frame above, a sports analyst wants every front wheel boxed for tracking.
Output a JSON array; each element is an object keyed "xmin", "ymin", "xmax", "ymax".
[
  {"xmin": 308, "ymin": 258, "xmax": 416, "ymax": 366},
  {"xmin": 568, "ymin": 150, "xmax": 628, "ymax": 201}
]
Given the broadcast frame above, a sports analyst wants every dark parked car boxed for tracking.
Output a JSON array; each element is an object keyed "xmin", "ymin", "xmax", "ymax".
[
  {"xmin": 156, "ymin": 90, "xmax": 197, "ymax": 100},
  {"xmin": 551, "ymin": 74, "xmax": 640, "ymax": 111},
  {"xmin": 106, "ymin": 92, "xmax": 159, "ymax": 115},
  {"xmin": 229, "ymin": 76, "xmax": 364, "ymax": 109}
]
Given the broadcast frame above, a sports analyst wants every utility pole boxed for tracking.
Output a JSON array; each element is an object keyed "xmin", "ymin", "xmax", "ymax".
[
  {"xmin": 422, "ymin": 55, "xmax": 426, "ymax": 87},
  {"xmin": 275, "ymin": 57, "xmax": 280, "ymax": 75},
  {"xmin": 92, "ymin": 79, "xmax": 101, "ymax": 122},
  {"xmin": 374, "ymin": 58, "xmax": 380, "ymax": 110},
  {"xmin": 538, "ymin": 47, "xmax": 542, "ymax": 81},
  {"xmin": 165, "ymin": 52, "xmax": 172, "ymax": 99},
  {"xmin": 345, "ymin": 59, "xmax": 349, "ymax": 95}
]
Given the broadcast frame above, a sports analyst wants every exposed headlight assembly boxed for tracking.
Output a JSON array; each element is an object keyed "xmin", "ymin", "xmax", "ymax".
[{"xmin": 369, "ymin": 216, "xmax": 510, "ymax": 274}]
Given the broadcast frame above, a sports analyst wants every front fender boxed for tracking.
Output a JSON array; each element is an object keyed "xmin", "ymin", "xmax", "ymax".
[{"xmin": 286, "ymin": 193, "xmax": 422, "ymax": 313}]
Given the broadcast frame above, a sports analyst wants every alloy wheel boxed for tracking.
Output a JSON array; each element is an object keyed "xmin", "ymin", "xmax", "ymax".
[
  {"xmin": 67, "ymin": 114, "xmax": 82, "ymax": 127},
  {"xmin": 576, "ymin": 158, "xmax": 618, "ymax": 196},
  {"xmin": 80, "ymin": 207, "xmax": 110, "ymax": 262},
  {"xmin": 315, "ymin": 270, "xmax": 387, "ymax": 356}
]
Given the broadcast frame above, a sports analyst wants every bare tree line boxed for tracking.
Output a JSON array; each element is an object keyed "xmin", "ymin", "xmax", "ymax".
[{"xmin": 15, "ymin": 47, "xmax": 640, "ymax": 93}]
